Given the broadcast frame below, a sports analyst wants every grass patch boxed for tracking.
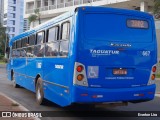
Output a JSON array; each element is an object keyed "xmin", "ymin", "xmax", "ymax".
[
  {"xmin": 156, "ymin": 74, "xmax": 160, "ymax": 78},
  {"xmin": 0, "ymin": 60, "xmax": 6, "ymax": 64}
]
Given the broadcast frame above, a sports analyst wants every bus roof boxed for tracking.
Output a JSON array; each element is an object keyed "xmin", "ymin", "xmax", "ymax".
[
  {"xmin": 9, "ymin": 6, "xmax": 153, "ymax": 46},
  {"xmin": 78, "ymin": 6, "xmax": 152, "ymax": 17}
]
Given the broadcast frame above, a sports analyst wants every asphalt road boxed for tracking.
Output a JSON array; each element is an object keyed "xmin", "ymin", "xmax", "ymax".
[{"xmin": 0, "ymin": 64, "xmax": 160, "ymax": 120}]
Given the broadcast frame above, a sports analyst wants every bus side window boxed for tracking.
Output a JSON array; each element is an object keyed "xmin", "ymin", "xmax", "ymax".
[
  {"xmin": 61, "ymin": 22, "xmax": 70, "ymax": 40},
  {"xmin": 12, "ymin": 50, "xmax": 16, "ymax": 58},
  {"xmin": 13, "ymin": 42, "xmax": 16, "ymax": 49},
  {"xmin": 59, "ymin": 41, "xmax": 69, "ymax": 57},
  {"xmin": 45, "ymin": 26, "xmax": 59, "ymax": 57},
  {"xmin": 20, "ymin": 48, "xmax": 27, "ymax": 57},
  {"xmin": 12, "ymin": 42, "xmax": 16, "ymax": 58},
  {"xmin": 17, "ymin": 49, "xmax": 21, "ymax": 58},
  {"xmin": 29, "ymin": 35, "xmax": 35, "ymax": 46},
  {"xmin": 45, "ymin": 42, "xmax": 59, "ymax": 57},
  {"xmin": 22, "ymin": 37, "xmax": 28, "ymax": 47},
  {"xmin": 16, "ymin": 40, "xmax": 21, "ymax": 49},
  {"xmin": 14, "ymin": 50, "xmax": 19, "ymax": 58},
  {"xmin": 36, "ymin": 32, "xmax": 44, "ymax": 44},
  {"xmin": 60, "ymin": 22, "xmax": 70, "ymax": 57},
  {"xmin": 34, "ymin": 32, "xmax": 45, "ymax": 57},
  {"xmin": 47, "ymin": 26, "xmax": 59, "ymax": 42},
  {"xmin": 16, "ymin": 40, "xmax": 21, "ymax": 58},
  {"xmin": 21, "ymin": 38, "xmax": 28, "ymax": 57},
  {"xmin": 27, "ymin": 35, "xmax": 35, "ymax": 57}
]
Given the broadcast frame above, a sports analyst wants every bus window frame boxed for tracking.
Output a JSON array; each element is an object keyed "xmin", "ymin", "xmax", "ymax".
[
  {"xmin": 21, "ymin": 37, "xmax": 29, "ymax": 48},
  {"xmin": 12, "ymin": 42, "xmax": 16, "ymax": 49},
  {"xmin": 60, "ymin": 21, "xmax": 70, "ymax": 41},
  {"xmin": 59, "ymin": 21, "xmax": 71, "ymax": 58},
  {"xmin": 28, "ymin": 34, "xmax": 36, "ymax": 46},
  {"xmin": 36, "ymin": 31, "xmax": 45, "ymax": 45},
  {"xmin": 16, "ymin": 39, "xmax": 22, "ymax": 49},
  {"xmin": 46, "ymin": 25, "xmax": 59, "ymax": 43},
  {"xmin": 45, "ymin": 25, "xmax": 60, "ymax": 58},
  {"xmin": 27, "ymin": 34, "xmax": 36, "ymax": 58}
]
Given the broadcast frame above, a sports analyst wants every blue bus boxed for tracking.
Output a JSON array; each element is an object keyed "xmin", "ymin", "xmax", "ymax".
[{"xmin": 7, "ymin": 6, "xmax": 157, "ymax": 107}]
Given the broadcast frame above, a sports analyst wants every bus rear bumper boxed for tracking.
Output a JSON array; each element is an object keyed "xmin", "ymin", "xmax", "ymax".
[{"xmin": 72, "ymin": 84, "xmax": 156, "ymax": 103}]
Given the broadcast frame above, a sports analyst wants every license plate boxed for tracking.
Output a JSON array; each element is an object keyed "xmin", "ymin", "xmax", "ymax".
[{"xmin": 113, "ymin": 69, "xmax": 127, "ymax": 75}]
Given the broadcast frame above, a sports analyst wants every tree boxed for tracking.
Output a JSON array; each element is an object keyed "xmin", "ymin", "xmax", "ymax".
[
  {"xmin": 34, "ymin": 9, "xmax": 41, "ymax": 24},
  {"xmin": 28, "ymin": 9, "xmax": 41, "ymax": 26},
  {"xmin": 0, "ymin": 24, "xmax": 7, "ymax": 55},
  {"xmin": 153, "ymin": 0, "xmax": 160, "ymax": 19},
  {"xmin": 28, "ymin": 14, "xmax": 37, "ymax": 25}
]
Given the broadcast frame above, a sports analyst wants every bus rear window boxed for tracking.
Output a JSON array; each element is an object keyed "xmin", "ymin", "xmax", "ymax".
[
  {"xmin": 127, "ymin": 20, "xmax": 149, "ymax": 29},
  {"xmin": 84, "ymin": 13, "xmax": 152, "ymax": 43}
]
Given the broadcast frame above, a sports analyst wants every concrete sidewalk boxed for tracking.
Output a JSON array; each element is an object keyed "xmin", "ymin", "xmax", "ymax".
[
  {"xmin": 0, "ymin": 93, "xmax": 28, "ymax": 112},
  {"xmin": 0, "ymin": 92, "xmax": 38, "ymax": 120}
]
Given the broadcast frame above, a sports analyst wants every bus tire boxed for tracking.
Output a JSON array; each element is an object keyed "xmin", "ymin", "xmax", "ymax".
[
  {"xmin": 36, "ymin": 78, "xmax": 45, "ymax": 105},
  {"xmin": 12, "ymin": 72, "xmax": 20, "ymax": 88}
]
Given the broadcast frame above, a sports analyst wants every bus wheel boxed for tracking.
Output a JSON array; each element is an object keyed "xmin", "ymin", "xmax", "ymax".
[
  {"xmin": 12, "ymin": 73, "xmax": 19, "ymax": 88},
  {"xmin": 36, "ymin": 78, "xmax": 45, "ymax": 105}
]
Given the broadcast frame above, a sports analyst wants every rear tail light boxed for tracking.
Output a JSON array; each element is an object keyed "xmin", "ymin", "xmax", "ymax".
[
  {"xmin": 152, "ymin": 66, "xmax": 156, "ymax": 72},
  {"xmin": 77, "ymin": 74, "xmax": 84, "ymax": 81},
  {"xmin": 76, "ymin": 65, "xmax": 84, "ymax": 72},
  {"xmin": 73, "ymin": 62, "xmax": 88, "ymax": 87},
  {"xmin": 148, "ymin": 64, "xmax": 157, "ymax": 85},
  {"xmin": 151, "ymin": 74, "xmax": 155, "ymax": 80}
]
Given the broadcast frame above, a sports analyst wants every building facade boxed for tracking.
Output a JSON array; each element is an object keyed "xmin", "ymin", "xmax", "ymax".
[
  {"xmin": 24, "ymin": 0, "xmax": 154, "ymax": 26},
  {"xmin": 23, "ymin": 18, "xmax": 30, "ymax": 32},
  {"xmin": 0, "ymin": 0, "xmax": 4, "ymax": 25},
  {"xmin": 3, "ymin": 0, "xmax": 24, "ymax": 39}
]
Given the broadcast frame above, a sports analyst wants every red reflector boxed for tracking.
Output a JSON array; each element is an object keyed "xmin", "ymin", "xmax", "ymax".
[
  {"xmin": 77, "ymin": 65, "xmax": 84, "ymax": 72},
  {"xmin": 151, "ymin": 74, "xmax": 155, "ymax": 80},
  {"xmin": 152, "ymin": 66, "xmax": 156, "ymax": 72},
  {"xmin": 92, "ymin": 95, "xmax": 97, "ymax": 98},
  {"xmin": 148, "ymin": 92, "xmax": 153, "ymax": 94},
  {"xmin": 81, "ymin": 94, "xmax": 88, "ymax": 96},
  {"xmin": 139, "ymin": 94, "xmax": 144, "ymax": 96}
]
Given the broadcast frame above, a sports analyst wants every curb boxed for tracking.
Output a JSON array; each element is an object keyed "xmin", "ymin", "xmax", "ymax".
[
  {"xmin": 0, "ymin": 92, "xmax": 29, "ymax": 111},
  {"xmin": 0, "ymin": 92, "xmax": 41, "ymax": 120}
]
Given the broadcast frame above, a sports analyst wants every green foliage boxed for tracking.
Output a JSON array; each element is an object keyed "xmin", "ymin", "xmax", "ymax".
[
  {"xmin": 34, "ymin": 9, "xmax": 41, "ymax": 24},
  {"xmin": 34, "ymin": 9, "xmax": 40, "ymax": 15},
  {"xmin": 28, "ymin": 9, "xmax": 41, "ymax": 25},
  {"xmin": 156, "ymin": 62, "xmax": 160, "ymax": 78},
  {"xmin": 28, "ymin": 14, "xmax": 37, "ymax": 24},
  {"xmin": 0, "ymin": 57, "xmax": 7, "ymax": 64},
  {"xmin": 0, "ymin": 55, "xmax": 6, "ymax": 64},
  {"xmin": 0, "ymin": 24, "xmax": 7, "ymax": 55},
  {"xmin": 156, "ymin": 74, "xmax": 160, "ymax": 78},
  {"xmin": 153, "ymin": 0, "xmax": 160, "ymax": 19},
  {"xmin": 0, "ymin": 55, "xmax": 4, "ymax": 59}
]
